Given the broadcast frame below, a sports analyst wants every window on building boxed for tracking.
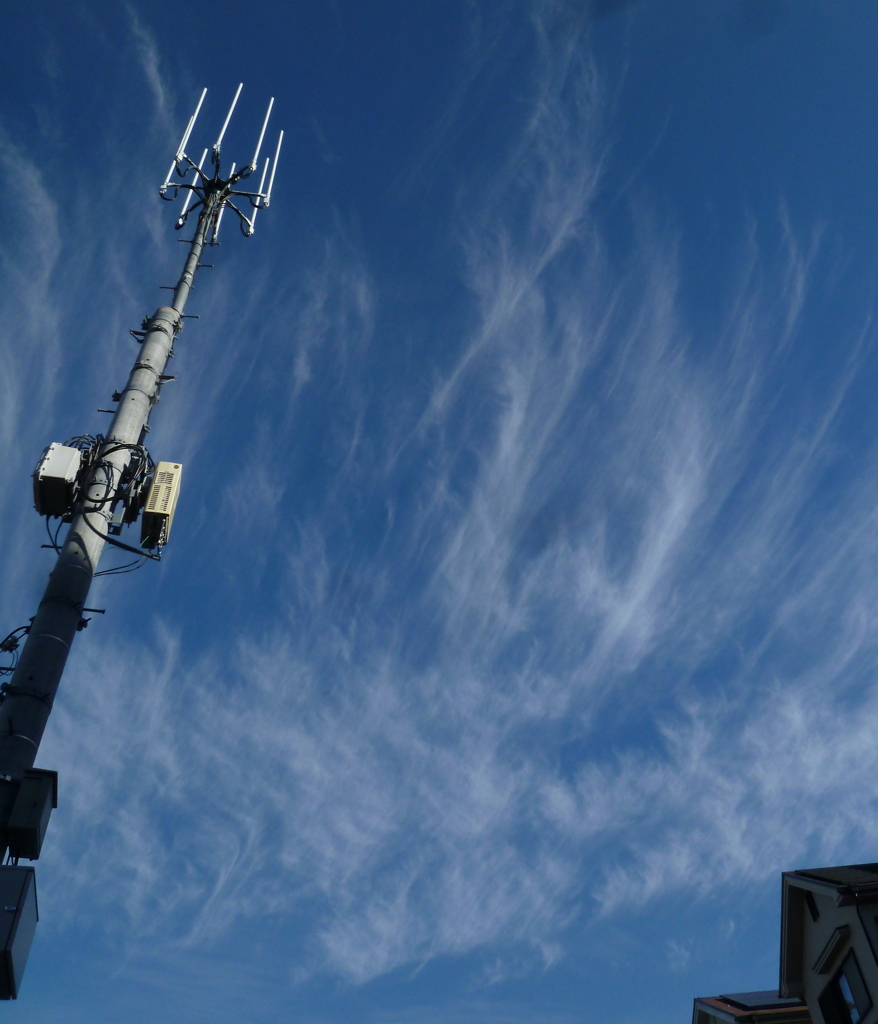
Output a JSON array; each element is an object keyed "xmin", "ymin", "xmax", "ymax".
[
  {"xmin": 805, "ymin": 891, "xmax": 820, "ymax": 922},
  {"xmin": 818, "ymin": 950, "xmax": 872, "ymax": 1024}
]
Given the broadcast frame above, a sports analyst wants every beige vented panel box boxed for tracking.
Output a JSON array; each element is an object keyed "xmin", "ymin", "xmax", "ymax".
[{"xmin": 141, "ymin": 462, "xmax": 183, "ymax": 548}]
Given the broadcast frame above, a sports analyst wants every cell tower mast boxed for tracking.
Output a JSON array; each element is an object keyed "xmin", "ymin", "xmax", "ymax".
[{"xmin": 0, "ymin": 85, "xmax": 282, "ymax": 998}]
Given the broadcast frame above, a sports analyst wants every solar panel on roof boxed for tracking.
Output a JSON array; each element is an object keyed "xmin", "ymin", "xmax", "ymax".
[
  {"xmin": 721, "ymin": 991, "xmax": 805, "ymax": 1010},
  {"xmin": 796, "ymin": 864, "xmax": 878, "ymax": 887}
]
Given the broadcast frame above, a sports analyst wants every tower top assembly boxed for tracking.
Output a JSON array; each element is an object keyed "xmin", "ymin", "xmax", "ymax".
[{"xmin": 160, "ymin": 84, "xmax": 283, "ymax": 242}]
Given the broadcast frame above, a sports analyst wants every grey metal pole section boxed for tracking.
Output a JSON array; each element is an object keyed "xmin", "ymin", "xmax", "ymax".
[
  {"xmin": 0, "ymin": 210, "xmax": 211, "ymax": 788},
  {"xmin": 0, "ymin": 83, "xmax": 280, "ymax": 810}
]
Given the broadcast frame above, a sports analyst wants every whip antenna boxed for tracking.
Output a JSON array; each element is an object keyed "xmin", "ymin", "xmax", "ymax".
[
  {"xmin": 212, "ymin": 82, "xmax": 243, "ymax": 167},
  {"xmin": 249, "ymin": 157, "xmax": 271, "ymax": 233},
  {"xmin": 249, "ymin": 96, "xmax": 274, "ymax": 175},
  {"xmin": 264, "ymin": 130, "xmax": 283, "ymax": 208},
  {"xmin": 161, "ymin": 87, "xmax": 207, "ymax": 194},
  {"xmin": 176, "ymin": 148, "xmax": 208, "ymax": 229}
]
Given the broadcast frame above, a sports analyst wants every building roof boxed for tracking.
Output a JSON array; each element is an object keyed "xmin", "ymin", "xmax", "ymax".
[
  {"xmin": 693, "ymin": 991, "xmax": 810, "ymax": 1023},
  {"xmin": 791, "ymin": 864, "xmax": 878, "ymax": 892},
  {"xmin": 722, "ymin": 993, "xmax": 805, "ymax": 1010}
]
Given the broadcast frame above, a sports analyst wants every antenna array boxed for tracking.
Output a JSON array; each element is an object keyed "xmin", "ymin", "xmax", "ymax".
[{"xmin": 160, "ymin": 84, "xmax": 283, "ymax": 240}]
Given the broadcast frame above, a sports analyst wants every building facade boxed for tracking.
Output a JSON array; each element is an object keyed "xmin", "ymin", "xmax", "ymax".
[{"xmin": 693, "ymin": 862, "xmax": 878, "ymax": 1024}]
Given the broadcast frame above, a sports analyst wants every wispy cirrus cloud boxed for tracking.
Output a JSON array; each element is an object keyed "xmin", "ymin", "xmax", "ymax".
[
  {"xmin": 127, "ymin": 5, "xmax": 174, "ymax": 142},
  {"xmin": 23, "ymin": 0, "xmax": 878, "ymax": 1000},
  {"xmin": 0, "ymin": 127, "xmax": 67, "ymax": 611}
]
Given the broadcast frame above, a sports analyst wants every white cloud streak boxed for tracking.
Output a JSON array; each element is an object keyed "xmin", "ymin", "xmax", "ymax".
[
  {"xmin": 15, "ymin": 0, "xmax": 878, "ymax": 1001},
  {"xmin": 127, "ymin": 5, "xmax": 174, "ymax": 141}
]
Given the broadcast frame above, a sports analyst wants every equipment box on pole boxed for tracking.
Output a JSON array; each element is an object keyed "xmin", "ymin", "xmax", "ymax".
[
  {"xmin": 6, "ymin": 769, "xmax": 58, "ymax": 861},
  {"xmin": 0, "ymin": 867, "xmax": 37, "ymax": 1000},
  {"xmin": 141, "ymin": 462, "xmax": 183, "ymax": 548},
  {"xmin": 33, "ymin": 444, "xmax": 81, "ymax": 517}
]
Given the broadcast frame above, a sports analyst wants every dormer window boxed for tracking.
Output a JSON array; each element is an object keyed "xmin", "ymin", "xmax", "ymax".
[{"xmin": 818, "ymin": 950, "xmax": 871, "ymax": 1024}]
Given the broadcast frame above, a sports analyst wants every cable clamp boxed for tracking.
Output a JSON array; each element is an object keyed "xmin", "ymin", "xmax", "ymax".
[
  {"xmin": 0, "ymin": 685, "xmax": 53, "ymax": 708},
  {"xmin": 143, "ymin": 319, "xmax": 173, "ymax": 339}
]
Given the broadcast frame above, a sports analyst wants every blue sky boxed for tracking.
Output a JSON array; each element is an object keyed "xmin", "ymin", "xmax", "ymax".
[{"xmin": 3, "ymin": 1, "xmax": 878, "ymax": 1021}]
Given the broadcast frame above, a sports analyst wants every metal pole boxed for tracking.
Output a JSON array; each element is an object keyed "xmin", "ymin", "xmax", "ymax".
[
  {"xmin": 0, "ymin": 86, "xmax": 281, "ymax": 1000},
  {"xmin": 0, "ymin": 202, "xmax": 215, "ymax": 790}
]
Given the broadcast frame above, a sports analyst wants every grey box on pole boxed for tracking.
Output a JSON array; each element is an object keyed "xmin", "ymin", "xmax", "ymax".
[
  {"xmin": 32, "ymin": 444, "xmax": 81, "ymax": 517},
  {"xmin": 6, "ymin": 770, "xmax": 57, "ymax": 861},
  {"xmin": 0, "ymin": 867, "xmax": 37, "ymax": 999}
]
